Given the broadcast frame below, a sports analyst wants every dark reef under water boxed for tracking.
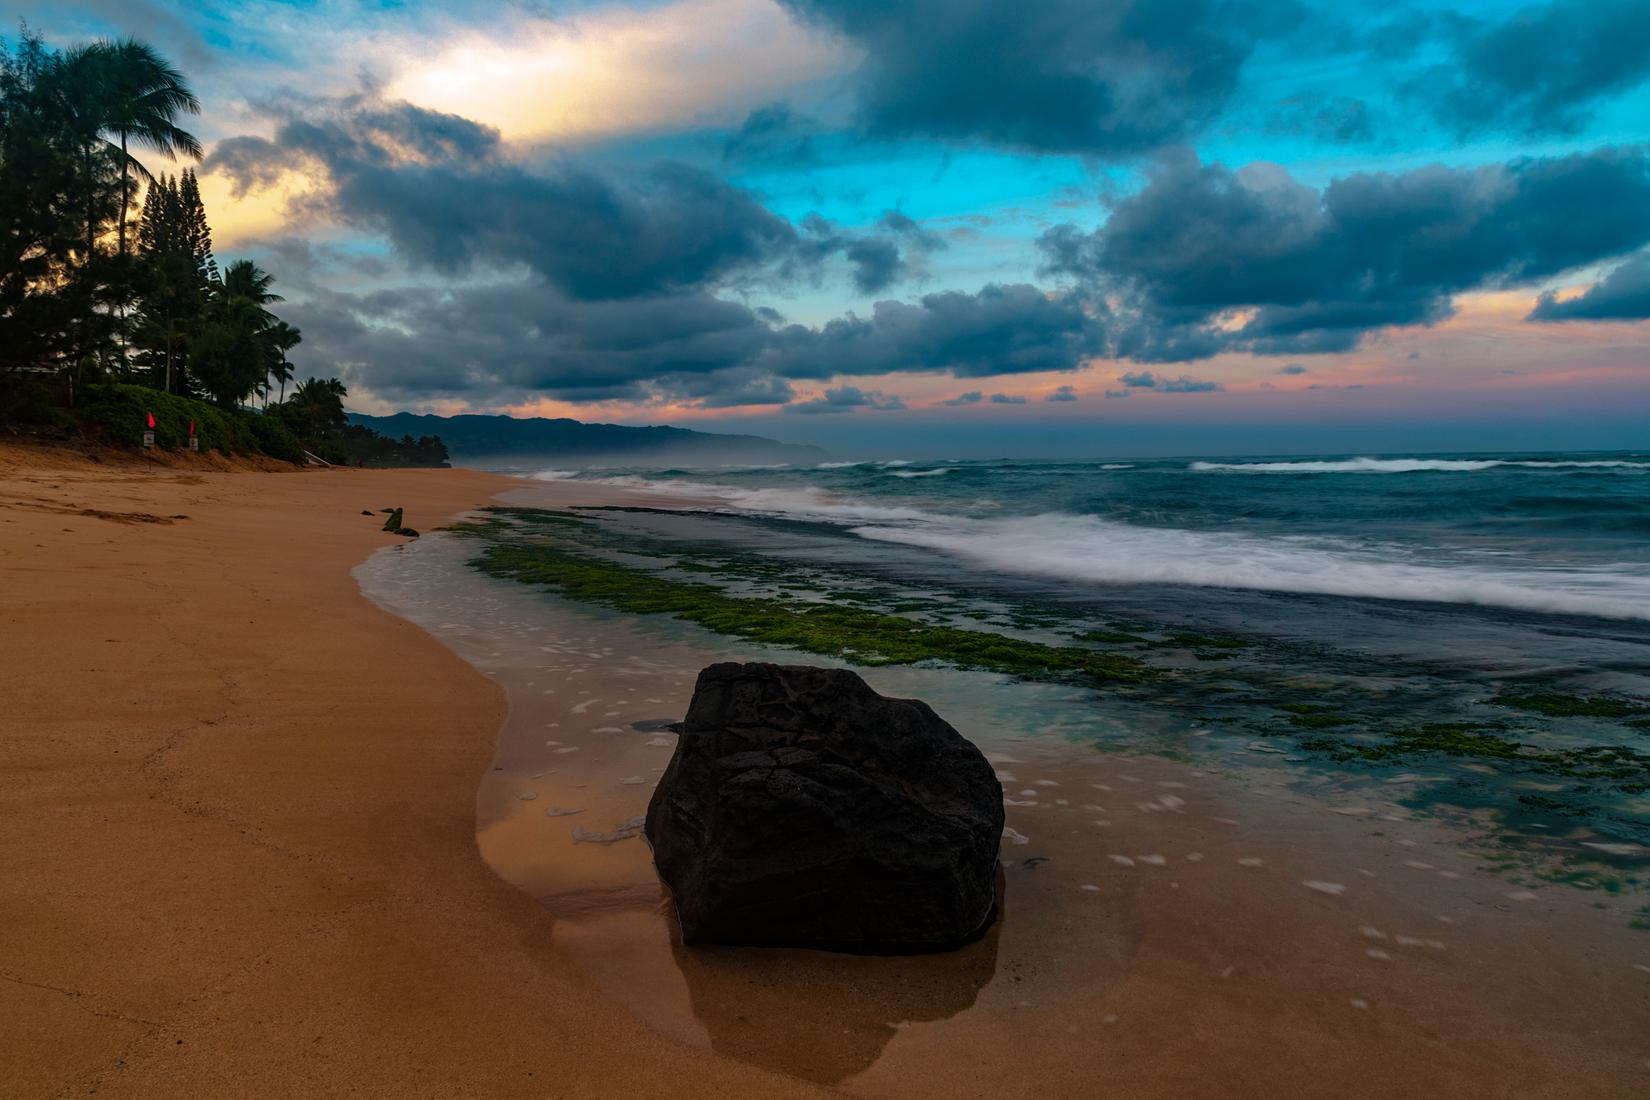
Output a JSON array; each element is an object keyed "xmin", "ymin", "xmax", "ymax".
[{"xmin": 445, "ymin": 501, "xmax": 1650, "ymax": 919}]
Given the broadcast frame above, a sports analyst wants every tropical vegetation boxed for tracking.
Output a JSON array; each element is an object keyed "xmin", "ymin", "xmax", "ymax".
[{"xmin": 0, "ymin": 30, "xmax": 443, "ymax": 467}]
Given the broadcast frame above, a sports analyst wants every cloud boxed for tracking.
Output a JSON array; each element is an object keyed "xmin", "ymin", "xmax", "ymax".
[
  {"xmin": 1040, "ymin": 146, "xmax": 1650, "ymax": 360},
  {"xmin": 762, "ymin": 283, "xmax": 1103, "ymax": 379},
  {"xmin": 1529, "ymin": 251, "xmax": 1650, "ymax": 321},
  {"xmin": 382, "ymin": 0, "xmax": 849, "ymax": 143},
  {"xmin": 722, "ymin": 101, "xmax": 817, "ymax": 165},
  {"xmin": 775, "ymin": 0, "xmax": 1303, "ymax": 154},
  {"xmin": 282, "ymin": 274, "xmax": 1100, "ymax": 412},
  {"xmin": 941, "ymin": 390, "xmax": 983, "ymax": 406},
  {"xmin": 1263, "ymin": 95, "xmax": 1373, "ymax": 144},
  {"xmin": 204, "ymin": 98, "xmax": 804, "ymax": 301},
  {"xmin": 1407, "ymin": 0, "xmax": 1650, "ymax": 137},
  {"xmin": 988, "ymin": 393, "xmax": 1027, "ymax": 404},
  {"xmin": 844, "ymin": 237, "xmax": 904, "ymax": 293},
  {"xmin": 1103, "ymin": 389, "xmax": 1132, "ymax": 399},
  {"xmin": 1118, "ymin": 370, "xmax": 1223, "ymax": 392},
  {"xmin": 783, "ymin": 384, "xmax": 905, "ymax": 414},
  {"xmin": 1045, "ymin": 385, "xmax": 1078, "ymax": 402},
  {"xmin": 280, "ymin": 281, "xmax": 782, "ymax": 407},
  {"xmin": 1277, "ymin": 363, "xmax": 1308, "ymax": 375}
]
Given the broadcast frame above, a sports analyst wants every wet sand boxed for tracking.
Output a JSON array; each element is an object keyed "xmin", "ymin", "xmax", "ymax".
[
  {"xmin": 6, "ymin": 445, "xmax": 1648, "ymax": 1098},
  {"xmin": 363, "ymin": 477, "xmax": 1650, "ymax": 1099},
  {"xmin": 0, "ymin": 445, "xmax": 824, "ymax": 1099}
]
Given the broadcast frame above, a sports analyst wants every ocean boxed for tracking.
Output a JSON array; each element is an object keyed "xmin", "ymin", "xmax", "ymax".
[
  {"xmin": 521, "ymin": 451, "xmax": 1650, "ymax": 626},
  {"xmin": 356, "ymin": 449, "xmax": 1650, "ymax": 1089}
]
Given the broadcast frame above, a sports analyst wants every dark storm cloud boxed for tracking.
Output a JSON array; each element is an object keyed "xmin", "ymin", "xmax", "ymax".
[
  {"xmin": 666, "ymin": 369, "xmax": 797, "ymax": 408},
  {"xmin": 941, "ymin": 391, "xmax": 984, "ymax": 406},
  {"xmin": 282, "ymin": 277, "xmax": 1106, "ymax": 409},
  {"xmin": 1529, "ymin": 251, "xmax": 1650, "ymax": 321},
  {"xmin": 1045, "ymin": 385, "xmax": 1078, "ymax": 401},
  {"xmin": 1277, "ymin": 363, "xmax": 1308, "ymax": 375},
  {"xmin": 1408, "ymin": 0, "xmax": 1650, "ymax": 137},
  {"xmin": 762, "ymin": 283, "xmax": 1103, "ymax": 380},
  {"xmin": 776, "ymin": 0, "xmax": 1303, "ymax": 154},
  {"xmin": 205, "ymin": 99, "xmax": 802, "ymax": 300},
  {"xmin": 1119, "ymin": 370, "xmax": 1222, "ymax": 392},
  {"xmin": 1040, "ymin": 146, "xmax": 1650, "ymax": 360},
  {"xmin": 721, "ymin": 102, "xmax": 817, "ymax": 165},
  {"xmin": 279, "ymin": 282, "xmax": 780, "ymax": 406},
  {"xmin": 845, "ymin": 237, "xmax": 903, "ymax": 293},
  {"xmin": 988, "ymin": 393, "xmax": 1027, "ymax": 404},
  {"xmin": 783, "ymin": 385, "xmax": 906, "ymax": 414}
]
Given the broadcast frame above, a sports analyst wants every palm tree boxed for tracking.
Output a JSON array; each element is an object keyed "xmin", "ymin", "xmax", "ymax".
[
  {"xmin": 96, "ymin": 39, "xmax": 201, "ymax": 260},
  {"xmin": 46, "ymin": 39, "xmax": 200, "ymax": 368},
  {"xmin": 266, "ymin": 320, "xmax": 300, "ymax": 404},
  {"xmin": 289, "ymin": 376, "xmax": 349, "ymax": 441},
  {"xmin": 220, "ymin": 258, "xmax": 282, "ymax": 310}
]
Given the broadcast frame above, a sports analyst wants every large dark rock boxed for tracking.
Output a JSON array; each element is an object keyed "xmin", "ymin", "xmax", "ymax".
[{"xmin": 645, "ymin": 662, "xmax": 1004, "ymax": 953}]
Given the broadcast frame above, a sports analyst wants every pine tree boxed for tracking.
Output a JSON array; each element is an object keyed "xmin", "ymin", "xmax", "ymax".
[
  {"xmin": 132, "ymin": 171, "xmax": 210, "ymax": 392},
  {"xmin": 179, "ymin": 168, "xmax": 215, "ymax": 284}
]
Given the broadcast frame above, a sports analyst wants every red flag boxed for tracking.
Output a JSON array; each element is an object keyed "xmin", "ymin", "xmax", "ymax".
[
  {"xmin": 188, "ymin": 418, "xmax": 195, "ymax": 436},
  {"xmin": 146, "ymin": 411, "xmax": 155, "ymax": 429}
]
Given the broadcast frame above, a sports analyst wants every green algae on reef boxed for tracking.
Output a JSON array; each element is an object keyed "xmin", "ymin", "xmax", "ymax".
[
  {"xmin": 1495, "ymin": 693, "xmax": 1650, "ymax": 720},
  {"xmin": 443, "ymin": 505, "xmax": 1650, "ymax": 879},
  {"xmin": 448, "ymin": 510, "xmax": 1149, "ymax": 685}
]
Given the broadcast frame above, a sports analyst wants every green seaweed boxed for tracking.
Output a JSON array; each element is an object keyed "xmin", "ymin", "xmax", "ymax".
[
  {"xmin": 1077, "ymin": 628, "xmax": 1148, "ymax": 644},
  {"xmin": 1495, "ymin": 693, "xmax": 1650, "ymax": 719},
  {"xmin": 468, "ymin": 539, "xmax": 1151, "ymax": 685}
]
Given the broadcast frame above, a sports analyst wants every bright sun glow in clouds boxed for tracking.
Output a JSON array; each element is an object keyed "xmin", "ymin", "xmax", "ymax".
[{"xmin": 385, "ymin": 0, "xmax": 848, "ymax": 143}]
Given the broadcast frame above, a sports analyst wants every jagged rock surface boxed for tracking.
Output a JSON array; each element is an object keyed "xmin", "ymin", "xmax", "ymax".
[{"xmin": 645, "ymin": 662, "xmax": 1004, "ymax": 952}]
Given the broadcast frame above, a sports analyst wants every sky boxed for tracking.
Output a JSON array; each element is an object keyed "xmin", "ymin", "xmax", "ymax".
[{"xmin": 19, "ymin": 0, "xmax": 1650, "ymax": 457}]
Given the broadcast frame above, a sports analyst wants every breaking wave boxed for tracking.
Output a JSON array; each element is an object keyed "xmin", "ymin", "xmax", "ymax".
[
  {"xmin": 848, "ymin": 512, "xmax": 1650, "ymax": 620},
  {"xmin": 1192, "ymin": 457, "xmax": 1650, "ymax": 473}
]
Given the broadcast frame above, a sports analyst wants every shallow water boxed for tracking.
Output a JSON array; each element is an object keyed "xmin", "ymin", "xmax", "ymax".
[{"xmin": 358, "ymin": 506, "xmax": 1650, "ymax": 1096}]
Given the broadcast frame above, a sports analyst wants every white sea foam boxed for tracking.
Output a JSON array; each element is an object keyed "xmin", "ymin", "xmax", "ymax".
[
  {"xmin": 571, "ymin": 474, "xmax": 938, "ymax": 524},
  {"xmin": 846, "ymin": 511, "xmax": 1650, "ymax": 620},
  {"xmin": 1191, "ymin": 457, "xmax": 1650, "ymax": 473},
  {"xmin": 529, "ymin": 468, "xmax": 581, "ymax": 480},
  {"xmin": 529, "ymin": 465, "xmax": 1650, "ymax": 620},
  {"xmin": 887, "ymin": 467, "xmax": 951, "ymax": 478}
]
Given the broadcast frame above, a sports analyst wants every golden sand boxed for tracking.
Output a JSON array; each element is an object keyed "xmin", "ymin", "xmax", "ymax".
[{"xmin": 0, "ymin": 444, "xmax": 822, "ymax": 1098}]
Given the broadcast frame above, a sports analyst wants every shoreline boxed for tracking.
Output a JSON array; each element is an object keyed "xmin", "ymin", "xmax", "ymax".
[
  {"xmin": 6, "ymin": 446, "xmax": 1648, "ymax": 1097},
  {"xmin": 372, "ymin": 480, "xmax": 1650, "ymax": 1097},
  {"xmin": 0, "ymin": 447, "xmax": 822, "ymax": 1098}
]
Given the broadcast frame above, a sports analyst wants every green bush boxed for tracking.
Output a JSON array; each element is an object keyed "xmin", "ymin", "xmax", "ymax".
[
  {"xmin": 246, "ymin": 411, "xmax": 305, "ymax": 463},
  {"xmin": 79, "ymin": 383, "xmax": 257, "ymax": 455},
  {"xmin": 0, "ymin": 374, "xmax": 66, "ymax": 426}
]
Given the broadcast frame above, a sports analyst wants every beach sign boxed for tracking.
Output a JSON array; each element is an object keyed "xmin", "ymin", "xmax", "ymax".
[
  {"xmin": 143, "ymin": 411, "xmax": 155, "ymax": 449},
  {"xmin": 188, "ymin": 418, "xmax": 199, "ymax": 451}
]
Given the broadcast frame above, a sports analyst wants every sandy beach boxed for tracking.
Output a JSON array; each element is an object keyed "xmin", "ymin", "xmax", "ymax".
[
  {"xmin": 0, "ymin": 444, "xmax": 824, "ymax": 1099},
  {"xmin": 5, "ymin": 444, "xmax": 1647, "ymax": 1099}
]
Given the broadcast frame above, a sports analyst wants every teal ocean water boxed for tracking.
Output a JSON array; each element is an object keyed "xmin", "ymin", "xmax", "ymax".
[
  {"xmin": 517, "ymin": 450, "xmax": 1650, "ymax": 630},
  {"xmin": 355, "ymin": 449, "xmax": 1650, "ymax": 1086},
  {"xmin": 489, "ymin": 450, "xmax": 1650, "ymax": 852}
]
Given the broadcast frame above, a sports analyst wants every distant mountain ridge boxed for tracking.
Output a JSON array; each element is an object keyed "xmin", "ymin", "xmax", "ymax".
[{"xmin": 346, "ymin": 412, "xmax": 828, "ymax": 468}]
